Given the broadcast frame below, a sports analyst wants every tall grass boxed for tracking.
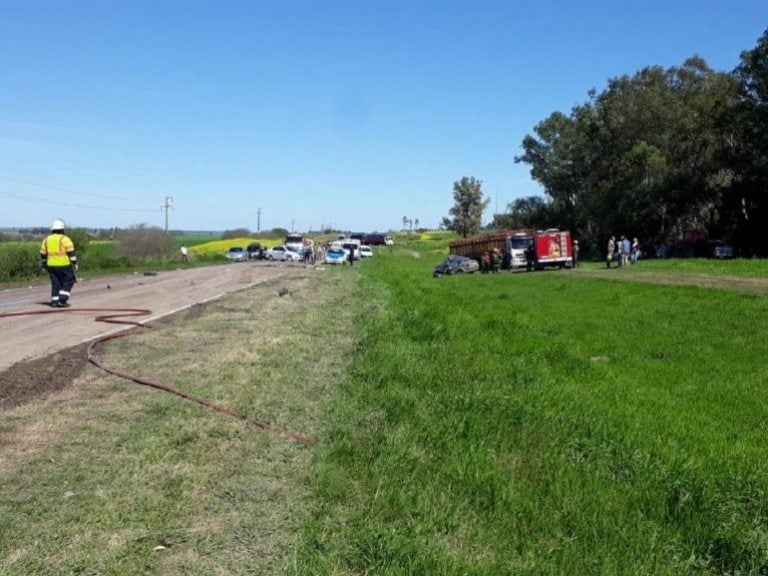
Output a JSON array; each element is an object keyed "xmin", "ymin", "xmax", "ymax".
[{"xmin": 293, "ymin": 246, "xmax": 768, "ymax": 574}]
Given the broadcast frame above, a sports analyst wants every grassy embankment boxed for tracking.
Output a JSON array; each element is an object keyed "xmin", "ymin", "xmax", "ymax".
[
  {"xmin": 0, "ymin": 266, "xmax": 361, "ymax": 575},
  {"xmin": 3, "ymin": 237, "xmax": 768, "ymax": 574}
]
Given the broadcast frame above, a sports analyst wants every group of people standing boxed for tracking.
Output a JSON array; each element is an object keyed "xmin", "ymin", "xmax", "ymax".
[
  {"xmin": 606, "ymin": 235, "xmax": 640, "ymax": 268},
  {"xmin": 304, "ymin": 244, "xmax": 327, "ymax": 266},
  {"xmin": 480, "ymin": 249, "xmax": 501, "ymax": 274}
]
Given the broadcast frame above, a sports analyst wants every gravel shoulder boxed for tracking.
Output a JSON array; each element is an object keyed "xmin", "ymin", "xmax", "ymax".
[{"xmin": 0, "ymin": 262, "xmax": 298, "ymax": 373}]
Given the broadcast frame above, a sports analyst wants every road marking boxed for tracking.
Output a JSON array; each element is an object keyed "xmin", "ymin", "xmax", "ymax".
[{"xmin": 0, "ymin": 298, "xmax": 34, "ymax": 309}]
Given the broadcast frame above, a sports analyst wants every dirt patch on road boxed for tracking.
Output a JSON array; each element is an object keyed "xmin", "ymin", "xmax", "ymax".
[{"xmin": 0, "ymin": 343, "xmax": 90, "ymax": 411}]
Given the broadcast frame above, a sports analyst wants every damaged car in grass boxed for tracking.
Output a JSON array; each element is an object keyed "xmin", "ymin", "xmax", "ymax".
[{"xmin": 433, "ymin": 254, "xmax": 480, "ymax": 277}]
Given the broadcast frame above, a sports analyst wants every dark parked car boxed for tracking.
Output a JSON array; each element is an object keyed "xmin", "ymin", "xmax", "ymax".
[
  {"xmin": 433, "ymin": 255, "xmax": 480, "ymax": 276},
  {"xmin": 247, "ymin": 242, "xmax": 265, "ymax": 260}
]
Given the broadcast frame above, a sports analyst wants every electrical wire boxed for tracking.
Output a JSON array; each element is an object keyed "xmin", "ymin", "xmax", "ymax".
[
  {"xmin": 0, "ymin": 190, "xmax": 158, "ymax": 213},
  {"xmin": 2, "ymin": 175, "xmax": 137, "ymax": 202},
  {"xmin": 1, "ymin": 174, "xmax": 158, "ymax": 212}
]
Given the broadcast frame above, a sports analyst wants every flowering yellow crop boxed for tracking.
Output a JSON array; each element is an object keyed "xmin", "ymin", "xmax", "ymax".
[{"xmin": 190, "ymin": 237, "xmax": 279, "ymax": 255}]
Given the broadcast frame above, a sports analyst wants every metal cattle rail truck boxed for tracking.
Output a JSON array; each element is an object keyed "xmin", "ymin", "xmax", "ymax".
[
  {"xmin": 524, "ymin": 229, "xmax": 573, "ymax": 270},
  {"xmin": 449, "ymin": 229, "xmax": 534, "ymax": 270}
]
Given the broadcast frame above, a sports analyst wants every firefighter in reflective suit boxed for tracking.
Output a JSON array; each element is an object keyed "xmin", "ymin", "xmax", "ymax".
[{"xmin": 40, "ymin": 219, "xmax": 78, "ymax": 308}]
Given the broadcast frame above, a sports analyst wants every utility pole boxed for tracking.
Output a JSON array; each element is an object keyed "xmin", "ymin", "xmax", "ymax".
[
  {"xmin": 162, "ymin": 196, "xmax": 173, "ymax": 233},
  {"xmin": 291, "ymin": 218, "xmax": 295, "ymax": 233},
  {"xmin": 256, "ymin": 207, "xmax": 261, "ymax": 233}
]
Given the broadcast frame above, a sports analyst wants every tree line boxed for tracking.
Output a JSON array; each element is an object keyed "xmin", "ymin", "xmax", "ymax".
[{"xmin": 496, "ymin": 28, "xmax": 768, "ymax": 257}]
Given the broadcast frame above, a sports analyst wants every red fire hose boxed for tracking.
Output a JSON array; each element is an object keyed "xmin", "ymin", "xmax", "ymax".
[{"xmin": 0, "ymin": 307, "xmax": 314, "ymax": 446}]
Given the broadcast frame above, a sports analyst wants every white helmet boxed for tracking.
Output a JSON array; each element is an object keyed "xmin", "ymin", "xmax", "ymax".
[{"xmin": 51, "ymin": 219, "xmax": 66, "ymax": 231}]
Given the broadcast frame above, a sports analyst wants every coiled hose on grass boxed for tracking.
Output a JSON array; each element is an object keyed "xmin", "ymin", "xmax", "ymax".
[{"xmin": 0, "ymin": 306, "xmax": 314, "ymax": 446}]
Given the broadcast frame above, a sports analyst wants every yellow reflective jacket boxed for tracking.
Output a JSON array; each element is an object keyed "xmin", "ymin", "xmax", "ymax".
[{"xmin": 40, "ymin": 233, "xmax": 76, "ymax": 267}]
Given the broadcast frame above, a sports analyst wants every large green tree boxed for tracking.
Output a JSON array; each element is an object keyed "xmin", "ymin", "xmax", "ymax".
[
  {"xmin": 491, "ymin": 196, "xmax": 553, "ymax": 231},
  {"xmin": 726, "ymin": 29, "xmax": 768, "ymax": 255},
  {"xmin": 516, "ymin": 56, "xmax": 740, "ymax": 252},
  {"xmin": 442, "ymin": 177, "xmax": 490, "ymax": 237}
]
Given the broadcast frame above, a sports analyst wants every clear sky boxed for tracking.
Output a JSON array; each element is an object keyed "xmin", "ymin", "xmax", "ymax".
[{"xmin": 1, "ymin": 1, "xmax": 765, "ymax": 233}]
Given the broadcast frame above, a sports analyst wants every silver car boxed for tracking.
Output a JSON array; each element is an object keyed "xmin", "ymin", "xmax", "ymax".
[
  {"xmin": 265, "ymin": 245, "xmax": 302, "ymax": 261},
  {"xmin": 225, "ymin": 247, "xmax": 248, "ymax": 262}
]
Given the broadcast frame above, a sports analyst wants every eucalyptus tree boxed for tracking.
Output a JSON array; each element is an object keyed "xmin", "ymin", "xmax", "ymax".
[
  {"xmin": 517, "ymin": 57, "xmax": 739, "ymax": 250},
  {"xmin": 729, "ymin": 28, "xmax": 768, "ymax": 255}
]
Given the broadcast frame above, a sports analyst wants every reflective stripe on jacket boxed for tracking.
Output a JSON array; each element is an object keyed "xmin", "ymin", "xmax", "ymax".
[{"xmin": 40, "ymin": 234, "xmax": 75, "ymax": 267}]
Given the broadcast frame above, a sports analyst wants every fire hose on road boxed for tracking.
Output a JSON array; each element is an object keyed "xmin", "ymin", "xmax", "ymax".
[{"xmin": 0, "ymin": 306, "xmax": 314, "ymax": 446}]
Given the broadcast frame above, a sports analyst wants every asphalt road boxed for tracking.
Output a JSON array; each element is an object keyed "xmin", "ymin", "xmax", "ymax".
[{"xmin": 0, "ymin": 262, "xmax": 297, "ymax": 372}]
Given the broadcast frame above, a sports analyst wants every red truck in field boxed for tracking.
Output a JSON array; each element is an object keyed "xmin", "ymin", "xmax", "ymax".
[
  {"xmin": 448, "ymin": 228, "xmax": 573, "ymax": 270},
  {"xmin": 524, "ymin": 229, "xmax": 573, "ymax": 270},
  {"xmin": 449, "ymin": 229, "xmax": 532, "ymax": 269}
]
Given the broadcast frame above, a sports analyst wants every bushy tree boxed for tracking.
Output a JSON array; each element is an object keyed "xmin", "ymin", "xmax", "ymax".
[
  {"xmin": 67, "ymin": 228, "xmax": 91, "ymax": 255},
  {"xmin": 492, "ymin": 196, "xmax": 554, "ymax": 230},
  {"xmin": 116, "ymin": 224, "xmax": 175, "ymax": 260},
  {"xmin": 516, "ymin": 56, "xmax": 741, "ymax": 251},
  {"xmin": 442, "ymin": 177, "xmax": 490, "ymax": 237},
  {"xmin": 0, "ymin": 244, "xmax": 43, "ymax": 281}
]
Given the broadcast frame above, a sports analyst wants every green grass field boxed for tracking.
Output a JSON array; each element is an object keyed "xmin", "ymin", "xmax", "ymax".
[
  {"xmin": 2, "ymin": 241, "xmax": 768, "ymax": 574},
  {"xmin": 291, "ymin": 248, "xmax": 768, "ymax": 575}
]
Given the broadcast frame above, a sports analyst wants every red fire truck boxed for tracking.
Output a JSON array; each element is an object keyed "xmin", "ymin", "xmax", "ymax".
[{"xmin": 524, "ymin": 229, "xmax": 574, "ymax": 270}]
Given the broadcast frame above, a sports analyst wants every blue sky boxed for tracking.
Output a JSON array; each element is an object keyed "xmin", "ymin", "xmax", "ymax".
[{"xmin": 1, "ymin": 1, "xmax": 765, "ymax": 233}]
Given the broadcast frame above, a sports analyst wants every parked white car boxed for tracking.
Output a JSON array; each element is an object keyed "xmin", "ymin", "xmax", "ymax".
[
  {"xmin": 359, "ymin": 245, "xmax": 373, "ymax": 258},
  {"xmin": 266, "ymin": 245, "xmax": 301, "ymax": 261}
]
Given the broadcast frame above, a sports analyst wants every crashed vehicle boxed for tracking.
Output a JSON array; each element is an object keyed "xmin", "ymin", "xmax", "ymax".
[{"xmin": 433, "ymin": 254, "xmax": 480, "ymax": 276}]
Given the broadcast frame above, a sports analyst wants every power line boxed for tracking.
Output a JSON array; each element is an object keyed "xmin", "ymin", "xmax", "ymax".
[
  {"xmin": 1, "ymin": 175, "xmax": 137, "ymax": 202},
  {"xmin": 0, "ymin": 190, "xmax": 158, "ymax": 212}
]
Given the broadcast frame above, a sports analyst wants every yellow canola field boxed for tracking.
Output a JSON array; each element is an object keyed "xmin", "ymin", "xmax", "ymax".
[{"xmin": 190, "ymin": 237, "xmax": 280, "ymax": 255}]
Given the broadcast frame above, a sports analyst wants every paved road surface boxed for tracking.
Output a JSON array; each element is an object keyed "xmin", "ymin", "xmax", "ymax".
[{"xmin": 0, "ymin": 263, "xmax": 297, "ymax": 372}]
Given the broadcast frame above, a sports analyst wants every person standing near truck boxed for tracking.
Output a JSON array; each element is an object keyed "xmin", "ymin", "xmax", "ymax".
[
  {"xmin": 606, "ymin": 236, "xmax": 615, "ymax": 268},
  {"xmin": 40, "ymin": 218, "xmax": 78, "ymax": 307},
  {"xmin": 481, "ymin": 251, "xmax": 490, "ymax": 274},
  {"xmin": 572, "ymin": 240, "xmax": 579, "ymax": 267}
]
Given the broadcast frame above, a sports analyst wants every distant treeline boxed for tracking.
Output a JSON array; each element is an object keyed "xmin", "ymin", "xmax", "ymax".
[{"xmin": 505, "ymin": 28, "xmax": 768, "ymax": 257}]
